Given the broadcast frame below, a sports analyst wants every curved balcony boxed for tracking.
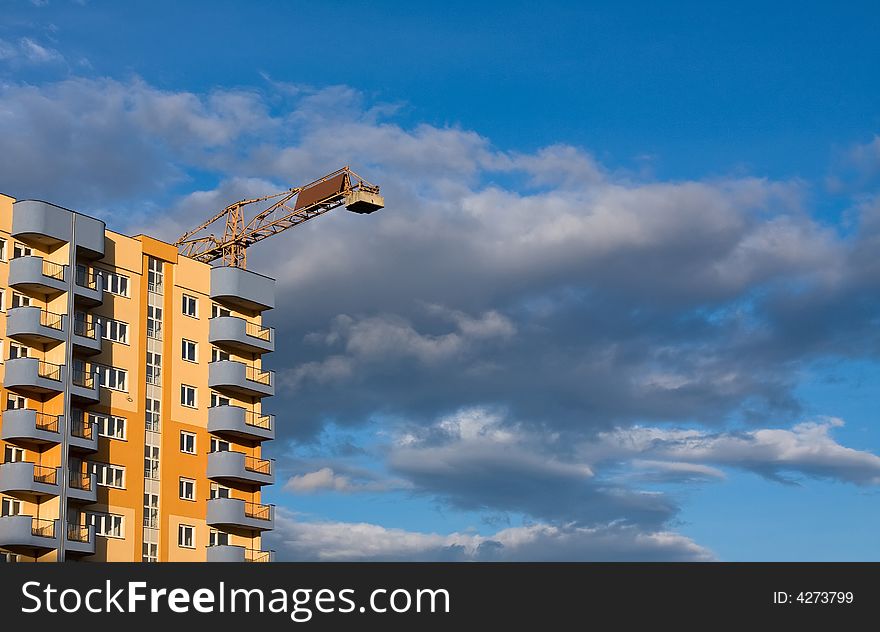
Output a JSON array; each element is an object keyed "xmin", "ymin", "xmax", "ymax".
[
  {"xmin": 6, "ymin": 307, "xmax": 65, "ymax": 346},
  {"xmin": 67, "ymin": 470, "xmax": 98, "ymax": 504},
  {"xmin": 3, "ymin": 358, "xmax": 64, "ymax": 396},
  {"xmin": 8, "ymin": 255, "xmax": 67, "ymax": 296},
  {"xmin": 207, "ymin": 451, "xmax": 274, "ymax": 487},
  {"xmin": 209, "ymin": 361, "xmax": 274, "ymax": 398},
  {"xmin": 74, "ymin": 265, "xmax": 104, "ymax": 306},
  {"xmin": 0, "ymin": 409, "xmax": 61, "ymax": 447},
  {"xmin": 0, "ymin": 516, "xmax": 58, "ymax": 553},
  {"xmin": 207, "ymin": 498, "xmax": 274, "ymax": 532},
  {"xmin": 209, "ymin": 316, "xmax": 275, "ymax": 354},
  {"xmin": 207, "ymin": 545, "xmax": 274, "ymax": 563},
  {"xmin": 72, "ymin": 315, "xmax": 102, "ymax": 355},
  {"xmin": 210, "ymin": 266, "xmax": 275, "ymax": 312},
  {"xmin": 11, "ymin": 199, "xmax": 106, "ymax": 260},
  {"xmin": 65, "ymin": 523, "xmax": 96, "ymax": 557},
  {"xmin": 208, "ymin": 406, "xmax": 274, "ymax": 442},
  {"xmin": 70, "ymin": 366, "xmax": 100, "ymax": 403},
  {"xmin": 0, "ymin": 462, "xmax": 60, "ymax": 499}
]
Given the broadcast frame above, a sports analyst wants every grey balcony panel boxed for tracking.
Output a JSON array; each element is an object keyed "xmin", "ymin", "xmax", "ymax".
[
  {"xmin": 8, "ymin": 255, "xmax": 67, "ymax": 295},
  {"xmin": 70, "ymin": 369, "xmax": 100, "ymax": 403},
  {"xmin": 6, "ymin": 306, "xmax": 66, "ymax": 345},
  {"xmin": 0, "ymin": 462, "xmax": 60, "ymax": 497},
  {"xmin": 11, "ymin": 200, "xmax": 105, "ymax": 259},
  {"xmin": 207, "ymin": 451, "xmax": 274, "ymax": 487},
  {"xmin": 206, "ymin": 545, "xmax": 274, "ymax": 563},
  {"xmin": 210, "ymin": 266, "xmax": 275, "ymax": 312},
  {"xmin": 68, "ymin": 420, "xmax": 98, "ymax": 452},
  {"xmin": 0, "ymin": 409, "xmax": 61, "ymax": 446},
  {"xmin": 3, "ymin": 358, "xmax": 65, "ymax": 395},
  {"xmin": 67, "ymin": 472, "xmax": 98, "ymax": 504},
  {"xmin": 65, "ymin": 524, "xmax": 96, "ymax": 556},
  {"xmin": 209, "ymin": 316, "xmax": 275, "ymax": 354},
  {"xmin": 73, "ymin": 266, "xmax": 104, "ymax": 306},
  {"xmin": 208, "ymin": 406, "xmax": 274, "ymax": 442},
  {"xmin": 0, "ymin": 515, "xmax": 58, "ymax": 552},
  {"xmin": 209, "ymin": 361, "xmax": 274, "ymax": 398},
  {"xmin": 72, "ymin": 319, "xmax": 102, "ymax": 355},
  {"xmin": 207, "ymin": 498, "xmax": 274, "ymax": 531}
]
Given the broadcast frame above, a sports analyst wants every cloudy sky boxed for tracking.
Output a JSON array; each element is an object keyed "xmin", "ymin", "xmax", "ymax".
[{"xmin": 3, "ymin": 0, "xmax": 880, "ymax": 561}]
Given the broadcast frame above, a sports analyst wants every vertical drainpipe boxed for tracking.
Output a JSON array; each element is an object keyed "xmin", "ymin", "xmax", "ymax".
[{"xmin": 56, "ymin": 213, "xmax": 77, "ymax": 561}]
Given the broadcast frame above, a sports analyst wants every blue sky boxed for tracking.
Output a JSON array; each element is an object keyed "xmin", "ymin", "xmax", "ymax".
[{"xmin": 2, "ymin": 0, "xmax": 880, "ymax": 560}]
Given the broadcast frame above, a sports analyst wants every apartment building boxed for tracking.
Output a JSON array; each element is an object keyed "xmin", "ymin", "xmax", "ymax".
[{"xmin": 0, "ymin": 194, "xmax": 276, "ymax": 562}]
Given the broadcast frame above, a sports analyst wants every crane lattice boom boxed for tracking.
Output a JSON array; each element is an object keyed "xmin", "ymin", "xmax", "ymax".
[{"xmin": 174, "ymin": 166, "xmax": 383, "ymax": 268}]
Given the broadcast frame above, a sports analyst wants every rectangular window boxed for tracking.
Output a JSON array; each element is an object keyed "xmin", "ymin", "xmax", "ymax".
[
  {"xmin": 8, "ymin": 342, "xmax": 28, "ymax": 359},
  {"xmin": 181, "ymin": 339, "xmax": 197, "ymax": 362},
  {"xmin": 1, "ymin": 497, "xmax": 21, "ymax": 517},
  {"xmin": 90, "ymin": 462, "xmax": 125, "ymax": 489},
  {"xmin": 0, "ymin": 289, "xmax": 5, "ymax": 310},
  {"xmin": 210, "ymin": 392, "xmax": 231, "ymax": 408},
  {"xmin": 144, "ymin": 446, "xmax": 160, "ymax": 480},
  {"xmin": 146, "ymin": 351, "xmax": 162, "ymax": 385},
  {"xmin": 180, "ymin": 384, "xmax": 197, "ymax": 408},
  {"xmin": 211, "ymin": 347, "xmax": 230, "ymax": 363},
  {"xmin": 97, "ymin": 269, "xmax": 130, "ymax": 297},
  {"xmin": 96, "ymin": 365, "xmax": 127, "ymax": 392},
  {"xmin": 148, "ymin": 257, "xmax": 164, "ymax": 293},
  {"xmin": 209, "ymin": 529, "xmax": 229, "ymax": 547},
  {"xmin": 179, "ymin": 477, "xmax": 195, "ymax": 501},
  {"xmin": 179, "ymin": 431, "xmax": 196, "ymax": 455},
  {"xmin": 0, "ymin": 238, "xmax": 6, "ymax": 261},
  {"xmin": 6, "ymin": 394, "xmax": 26, "ymax": 410},
  {"xmin": 209, "ymin": 483, "xmax": 231, "ymax": 500},
  {"xmin": 4, "ymin": 446, "xmax": 25, "ymax": 463},
  {"xmin": 11, "ymin": 292, "xmax": 30, "ymax": 308},
  {"xmin": 211, "ymin": 304, "xmax": 232, "ymax": 319},
  {"xmin": 210, "ymin": 437, "xmax": 231, "ymax": 453},
  {"xmin": 87, "ymin": 511, "xmax": 124, "ymax": 538},
  {"xmin": 13, "ymin": 243, "xmax": 32, "ymax": 259},
  {"xmin": 178, "ymin": 524, "xmax": 195, "ymax": 549},
  {"xmin": 96, "ymin": 316, "xmax": 129, "ymax": 344},
  {"xmin": 142, "ymin": 542, "xmax": 158, "ymax": 563},
  {"xmin": 147, "ymin": 305, "xmax": 163, "ymax": 340},
  {"xmin": 89, "ymin": 413, "xmax": 126, "ymax": 440},
  {"xmin": 182, "ymin": 294, "xmax": 198, "ymax": 318},
  {"xmin": 144, "ymin": 492, "xmax": 159, "ymax": 529},
  {"xmin": 145, "ymin": 398, "xmax": 161, "ymax": 432}
]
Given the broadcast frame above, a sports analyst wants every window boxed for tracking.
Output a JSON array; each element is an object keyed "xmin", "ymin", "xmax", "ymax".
[
  {"xmin": 0, "ymin": 289, "xmax": 4, "ymax": 310},
  {"xmin": 179, "ymin": 478, "xmax": 195, "ymax": 501},
  {"xmin": 0, "ymin": 340, "xmax": 3, "ymax": 363},
  {"xmin": 13, "ymin": 243, "xmax": 32, "ymax": 259},
  {"xmin": 11, "ymin": 292, "xmax": 30, "ymax": 308},
  {"xmin": 144, "ymin": 493, "xmax": 159, "ymax": 529},
  {"xmin": 182, "ymin": 294, "xmax": 198, "ymax": 318},
  {"xmin": 1, "ymin": 497, "xmax": 21, "ymax": 517},
  {"xmin": 96, "ymin": 316, "xmax": 129, "ymax": 344},
  {"xmin": 209, "ymin": 483, "xmax": 230, "ymax": 500},
  {"xmin": 90, "ymin": 462, "xmax": 125, "ymax": 489},
  {"xmin": 147, "ymin": 305, "xmax": 163, "ymax": 339},
  {"xmin": 180, "ymin": 384, "xmax": 197, "ymax": 408},
  {"xmin": 89, "ymin": 413, "xmax": 126, "ymax": 440},
  {"xmin": 145, "ymin": 398, "xmax": 161, "ymax": 432},
  {"xmin": 146, "ymin": 351, "xmax": 162, "ymax": 385},
  {"xmin": 0, "ymin": 238, "xmax": 6, "ymax": 261},
  {"xmin": 8, "ymin": 342, "xmax": 28, "ymax": 359},
  {"xmin": 144, "ymin": 445, "xmax": 160, "ymax": 479},
  {"xmin": 178, "ymin": 524, "xmax": 195, "ymax": 549},
  {"xmin": 211, "ymin": 304, "xmax": 232, "ymax": 319},
  {"xmin": 4, "ymin": 446, "xmax": 25, "ymax": 463},
  {"xmin": 142, "ymin": 542, "xmax": 158, "ymax": 563},
  {"xmin": 87, "ymin": 511, "xmax": 124, "ymax": 538},
  {"xmin": 209, "ymin": 529, "xmax": 228, "ymax": 547},
  {"xmin": 180, "ymin": 431, "xmax": 196, "ymax": 455},
  {"xmin": 210, "ymin": 437, "xmax": 231, "ymax": 453},
  {"xmin": 211, "ymin": 347, "xmax": 230, "ymax": 363},
  {"xmin": 96, "ymin": 365, "xmax": 127, "ymax": 392},
  {"xmin": 210, "ymin": 392, "xmax": 231, "ymax": 408},
  {"xmin": 6, "ymin": 394, "xmax": 26, "ymax": 410},
  {"xmin": 181, "ymin": 339, "xmax": 197, "ymax": 362},
  {"xmin": 148, "ymin": 257, "xmax": 164, "ymax": 293},
  {"xmin": 97, "ymin": 269, "xmax": 130, "ymax": 297}
]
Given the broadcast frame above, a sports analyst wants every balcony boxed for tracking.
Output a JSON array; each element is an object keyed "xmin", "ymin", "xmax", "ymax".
[
  {"xmin": 207, "ymin": 451, "xmax": 274, "ymax": 487},
  {"xmin": 0, "ymin": 462, "xmax": 60, "ymax": 498},
  {"xmin": 207, "ymin": 498, "xmax": 274, "ymax": 531},
  {"xmin": 74, "ymin": 265, "xmax": 104, "ymax": 306},
  {"xmin": 8, "ymin": 255, "xmax": 67, "ymax": 296},
  {"xmin": 208, "ymin": 406, "xmax": 274, "ymax": 442},
  {"xmin": 3, "ymin": 358, "xmax": 64, "ymax": 396},
  {"xmin": 209, "ymin": 361, "xmax": 274, "ymax": 398},
  {"xmin": 0, "ymin": 409, "xmax": 61, "ymax": 447},
  {"xmin": 65, "ymin": 523, "xmax": 96, "ymax": 557},
  {"xmin": 6, "ymin": 307, "xmax": 66, "ymax": 346},
  {"xmin": 209, "ymin": 316, "xmax": 275, "ymax": 354},
  {"xmin": 207, "ymin": 545, "xmax": 274, "ymax": 563},
  {"xmin": 72, "ymin": 315, "xmax": 102, "ymax": 355},
  {"xmin": 210, "ymin": 266, "xmax": 275, "ymax": 312},
  {"xmin": 11, "ymin": 199, "xmax": 105, "ymax": 259},
  {"xmin": 0, "ymin": 516, "xmax": 58, "ymax": 553},
  {"xmin": 67, "ymin": 470, "xmax": 98, "ymax": 504},
  {"xmin": 70, "ymin": 366, "xmax": 100, "ymax": 403},
  {"xmin": 68, "ymin": 418, "xmax": 98, "ymax": 452}
]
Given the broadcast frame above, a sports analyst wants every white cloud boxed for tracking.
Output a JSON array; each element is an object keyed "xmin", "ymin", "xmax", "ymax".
[{"xmin": 285, "ymin": 467, "xmax": 393, "ymax": 494}]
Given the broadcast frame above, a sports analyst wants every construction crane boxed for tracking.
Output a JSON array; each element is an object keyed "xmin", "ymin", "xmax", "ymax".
[{"xmin": 174, "ymin": 166, "xmax": 384, "ymax": 268}]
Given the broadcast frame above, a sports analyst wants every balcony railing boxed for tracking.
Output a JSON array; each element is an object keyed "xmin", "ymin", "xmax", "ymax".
[
  {"xmin": 75, "ymin": 265, "xmax": 98, "ymax": 290},
  {"xmin": 66, "ymin": 523, "xmax": 90, "ymax": 543},
  {"xmin": 72, "ymin": 368, "xmax": 95, "ymax": 389},
  {"xmin": 32, "ymin": 412, "xmax": 60, "ymax": 433},
  {"xmin": 147, "ymin": 322, "xmax": 162, "ymax": 340},
  {"xmin": 37, "ymin": 361, "xmax": 63, "ymax": 382},
  {"xmin": 39, "ymin": 309, "xmax": 64, "ymax": 330},
  {"xmin": 31, "ymin": 518, "xmax": 56, "ymax": 539},
  {"xmin": 244, "ymin": 410, "xmax": 273, "ymax": 430},
  {"xmin": 243, "ymin": 501, "xmax": 272, "ymax": 522},
  {"xmin": 70, "ymin": 419, "xmax": 94, "ymax": 440},
  {"xmin": 244, "ymin": 548, "xmax": 272, "ymax": 563},
  {"xmin": 245, "ymin": 321, "xmax": 272, "ymax": 341},
  {"xmin": 143, "ymin": 513, "xmax": 159, "ymax": 529},
  {"xmin": 41, "ymin": 260, "xmax": 65, "ymax": 281},
  {"xmin": 244, "ymin": 456, "xmax": 272, "ymax": 476},
  {"xmin": 32, "ymin": 465, "xmax": 57, "ymax": 485},
  {"xmin": 69, "ymin": 471, "xmax": 91, "ymax": 491},
  {"xmin": 245, "ymin": 366, "xmax": 272, "ymax": 386},
  {"xmin": 74, "ymin": 317, "xmax": 97, "ymax": 339}
]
